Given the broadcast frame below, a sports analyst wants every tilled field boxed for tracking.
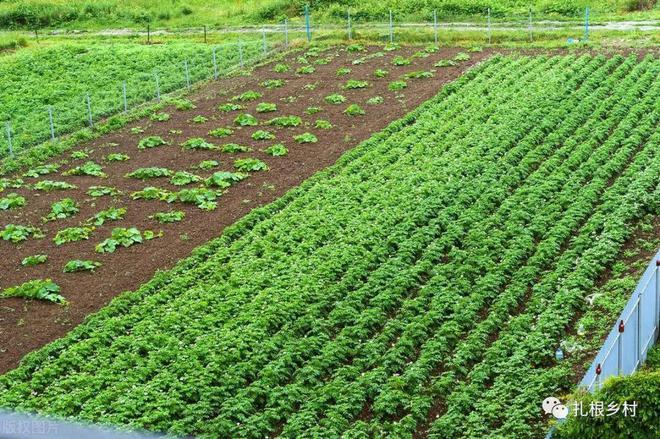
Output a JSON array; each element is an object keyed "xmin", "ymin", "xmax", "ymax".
[{"xmin": 0, "ymin": 45, "xmax": 490, "ymax": 373}]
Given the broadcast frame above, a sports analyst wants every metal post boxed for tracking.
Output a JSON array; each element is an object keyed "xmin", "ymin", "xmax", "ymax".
[
  {"xmin": 238, "ymin": 41, "xmax": 244, "ymax": 68},
  {"xmin": 34, "ymin": 28, "xmax": 39, "ymax": 42},
  {"xmin": 154, "ymin": 72, "xmax": 161, "ymax": 101},
  {"xmin": 212, "ymin": 47, "xmax": 218, "ymax": 80},
  {"xmin": 584, "ymin": 7, "xmax": 590, "ymax": 41},
  {"xmin": 636, "ymin": 296, "xmax": 641, "ymax": 366},
  {"xmin": 5, "ymin": 122, "xmax": 13, "ymax": 157},
  {"xmin": 655, "ymin": 260, "xmax": 660, "ymax": 339},
  {"xmin": 184, "ymin": 60, "xmax": 191, "ymax": 89},
  {"xmin": 48, "ymin": 106, "xmax": 55, "ymax": 141},
  {"xmin": 389, "ymin": 10, "xmax": 393, "ymax": 43},
  {"xmin": 487, "ymin": 8, "xmax": 491, "ymax": 45},
  {"xmin": 85, "ymin": 94, "xmax": 93, "ymax": 128},
  {"xmin": 595, "ymin": 363, "xmax": 602, "ymax": 390},
  {"xmin": 305, "ymin": 4, "xmax": 311, "ymax": 42},
  {"xmin": 122, "ymin": 81, "xmax": 127, "ymax": 113},
  {"xmin": 347, "ymin": 10, "xmax": 352, "ymax": 40},
  {"xmin": 204, "ymin": 25, "xmax": 207, "ymax": 43},
  {"xmin": 528, "ymin": 8, "xmax": 533, "ymax": 42},
  {"xmin": 284, "ymin": 19, "xmax": 289, "ymax": 48},
  {"xmin": 617, "ymin": 320, "xmax": 624, "ymax": 375},
  {"xmin": 262, "ymin": 29, "xmax": 267, "ymax": 55},
  {"xmin": 433, "ymin": 10, "xmax": 438, "ymax": 45},
  {"xmin": 147, "ymin": 24, "xmax": 150, "ymax": 44}
]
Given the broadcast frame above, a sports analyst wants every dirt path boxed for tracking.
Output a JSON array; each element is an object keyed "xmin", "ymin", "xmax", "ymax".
[{"xmin": 0, "ymin": 45, "xmax": 493, "ymax": 373}]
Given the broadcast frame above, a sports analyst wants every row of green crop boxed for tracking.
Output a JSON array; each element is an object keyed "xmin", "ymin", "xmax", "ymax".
[
  {"xmin": 0, "ymin": 41, "xmax": 263, "ymax": 159},
  {"xmin": 0, "ymin": 53, "xmax": 658, "ymax": 438}
]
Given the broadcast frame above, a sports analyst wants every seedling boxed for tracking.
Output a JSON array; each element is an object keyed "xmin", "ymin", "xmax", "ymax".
[
  {"xmin": 265, "ymin": 144, "xmax": 288, "ymax": 157},
  {"xmin": 138, "ymin": 136, "xmax": 168, "ymax": 149},
  {"xmin": 344, "ymin": 104, "xmax": 366, "ymax": 116},
  {"xmin": 150, "ymin": 112, "xmax": 170, "ymax": 122},
  {"xmin": 44, "ymin": 198, "xmax": 79, "ymax": 221},
  {"xmin": 23, "ymin": 164, "xmax": 59, "ymax": 178},
  {"xmin": 1, "ymin": 279, "xmax": 64, "ymax": 304},
  {"xmin": 192, "ymin": 115, "xmax": 208, "ymax": 124},
  {"xmin": 374, "ymin": 69, "xmax": 389, "ymax": 78},
  {"xmin": 336, "ymin": 67, "xmax": 352, "ymax": 76},
  {"xmin": 126, "ymin": 167, "xmax": 173, "ymax": 180},
  {"xmin": 343, "ymin": 80, "xmax": 369, "ymax": 90},
  {"xmin": 256, "ymin": 103, "xmax": 277, "ymax": 113},
  {"xmin": 64, "ymin": 260, "xmax": 101, "ymax": 273},
  {"xmin": 22, "ymin": 254, "xmax": 48, "ymax": 266},
  {"xmin": 181, "ymin": 138, "xmax": 216, "ymax": 150},
  {"xmin": 252, "ymin": 130, "xmax": 276, "ymax": 141},
  {"xmin": 273, "ymin": 63, "xmax": 290, "ymax": 73},
  {"xmin": 0, "ymin": 193, "xmax": 26, "ymax": 210},
  {"xmin": 315, "ymin": 119, "xmax": 332, "ymax": 129},
  {"xmin": 88, "ymin": 207, "xmax": 126, "ymax": 226},
  {"xmin": 53, "ymin": 226, "xmax": 94, "ymax": 245},
  {"xmin": 296, "ymin": 65, "xmax": 315, "ymax": 74},
  {"xmin": 267, "ymin": 116, "xmax": 302, "ymax": 127},
  {"xmin": 197, "ymin": 160, "xmax": 219, "ymax": 170},
  {"xmin": 234, "ymin": 158, "xmax": 269, "ymax": 172},
  {"xmin": 294, "ymin": 133, "xmax": 318, "ymax": 144},
  {"xmin": 170, "ymin": 171, "xmax": 202, "ymax": 186},
  {"xmin": 33, "ymin": 180, "xmax": 77, "ymax": 191},
  {"xmin": 222, "ymin": 143, "xmax": 252, "ymax": 153},
  {"xmin": 325, "ymin": 94, "xmax": 346, "ymax": 104},
  {"xmin": 150, "ymin": 211, "xmax": 186, "ymax": 224},
  {"xmin": 106, "ymin": 153, "xmax": 130, "ymax": 162},
  {"xmin": 87, "ymin": 186, "xmax": 120, "ymax": 197},
  {"xmin": 367, "ymin": 96, "xmax": 384, "ymax": 105},
  {"xmin": 218, "ymin": 103, "xmax": 245, "ymax": 112},
  {"xmin": 232, "ymin": 90, "xmax": 263, "ymax": 102},
  {"xmin": 261, "ymin": 79, "xmax": 285, "ymax": 89},
  {"xmin": 391, "ymin": 56, "xmax": 410, "ymax": 66},
  {"xmin": 63, "ymin": 161, "xmax": 106, "ymax": 178},
  {"xmin": 234, "ymin": 113, "xmax": 258, "ymax": 126},
  {"xmin": 208, "ymin": 127, "xmax": 233, "ymax": 138},
  {"xmin": 388, "ymin": 80, "xmax": 407, "ymax": 91}
]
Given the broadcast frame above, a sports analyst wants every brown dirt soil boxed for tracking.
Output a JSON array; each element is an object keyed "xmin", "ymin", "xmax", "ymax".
[{"xmin": 0, "ymin": 45, "xmax": 493, "ymax": 373}]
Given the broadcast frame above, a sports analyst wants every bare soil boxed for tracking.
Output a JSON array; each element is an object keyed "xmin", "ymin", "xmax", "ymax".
[{"xmin": 0, "ymin": 45, "xmax": 493, "ymax": 373}]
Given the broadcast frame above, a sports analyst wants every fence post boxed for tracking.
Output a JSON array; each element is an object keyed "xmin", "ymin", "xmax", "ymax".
[
  {"xmin": 154, "ymin": 72, "xmax": 161, "ymax": 102},
  {"xmin": 305, "ymin": 4, "xmax": 311, "ymax": 42},
  {"xmin": 636, "ymin": 295, "xmax": 642, "ymax": 366},
  {"xmin": 528, "ymin": 8, "xmax": 533, "ymax": 42},
  {"xmin": 262, "ymin": 29, "xmax": 267, "ymax": 55},
  {"xmin": 284, "ymin": 18, "xmax": 289, "ymax": 48},
  {"xmin": 433, "ymin": 10, "xmax": 438, "ymax": 45},
  {"xmin": 122, "ymin": 81, "xmax": 128, "ymax": 113},
  {"xmin": 347, "ymin": 10, "xmax": 352, "ymax": 40},
  {"xmin": 4, "ymin": 122, "xmax": 13, "ymax": 157},
  {"xmin": 85, "ymin": 94, "xmax": 93, "ymax": 128},
  {"xmin": 656, "ymin": 260, "xmax": 660, "ymax": 339},
  {"xmin": 617, "ymin": 320, "xmax": 624, "ymax": 375},
  {"xmin": 584, "ymin": 6, "xmax": 590, "ymax": 41},
  {"xmin": 389, "ymin": 10, "xmax": 393, "ymax": 43},
  {"xmin": 238, "ymin": 41, "xmax": 244, "ymax": 68},
  {"xmin": 487, "ymin": 8, "xmax": 491, "ymax": 45},
  {"xmin": 204, "ymin": 25, "xmax": 207, "ymax": 44},
  {"xmin": 184, "ymin": 60, "xmax": 191, "ymax": 89},
  {"xmin": 595, "ymin": 363, "xmax": 602, "ymax": 390},
  {"xmin": 48, "ymin": 106, "xmax": 55, "ymax": 141},
  {"xmin": 147, "ymin": 24, "xmax": 150, "ymax": 44}
]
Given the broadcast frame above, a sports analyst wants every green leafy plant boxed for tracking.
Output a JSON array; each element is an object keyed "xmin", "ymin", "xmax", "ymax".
[
  {"xmin": 391, "ymin": 56, "xmax": 410, "ymax": 66},
  {"xmin": 305, "ymin": 106, "xmax": 322, "ymax": 115},
  {"xmin": 343, "ymin": 80, "xmax": 369, "ymax": 89},
  {"xmin": 346, "ymin": 43, "xmax": 364, "ymax": 52},
  {"xmin": 252, "ymin": 130, "xmax": 275, "ymax": 141},
  {"xmin": 234, "ymin": 158, "xmax": 269, "ymax": 172},
  {"xmin": 126, "ymin": 167, "xmax": 172, "ymax": 180},
  {"xmin": 131, "ymin": 187, "xmax": 172, "ymax": 201},
  {"xmin": 1, "ymin": 279, "xmax": 64, "ymax": 304},
  {"xmin": 87, "ymin": 186, "xmax": 120, "ymax": 197},
  {"xmin": 294, "ymin": 133, "xmax": 318, "ymax": 144},
  {"xmin": 150, "ymin": 112, "xmax": 170, "ymax": 122},
  {"xmin": 336, "ymin": 67, "xmax": 352, "ymax": 76},
  {"xmin": 53, "ymin": 226, "xmax": 94, "ymax": 245},
  {"xmin": 232, "ymin": 90, "xmax": 263, "ymax": 102},
  {"xmin": 22, "ymin": 254, "xmax": 48, "ymax": 266},
  {"xmin": 404, "ymin": 70, "xmax": 434, "ymax": 79},
  {"xmin": 196, "ymin": 160, "xmax": 219, "ymax": 170},
  {"xmin": 2, "ymin": 224, "xmax": 43, "ymax": 243},
  {"xmin": 88, "ymin": 207, "xmax": 126, "ymax": 226},
  {"xmin": 205, "ymin": 171, "xmax": 247, "ymax": 188},
  {"xmin": 208, "ymin": 127, "xmax": 233, "ymax": 138},
  {"xmin": 265, "ymin": 144, "xmax": 288, "ymax": 157},
  {"xmin": 267, "ymin": 116, "xmax": 302, "ymax": 127},
  {"xmin": 44, "ymin": 198, "xmax": 79, "ymax": 221},
  {"xmin": 96, "ymin": 227, "xmax": 157, "ymax": 253},
  {"xmin": 63, "ymin": 260, "xmax": 101, "ymax": 273},
  {"xmin": 411, "ymin": 50, "xmax": 430, "ymax": 59},
  {"xmin": 468, "ymin": 46, "xmax": 483, "ymax": 52},
  {"xmin": 181, "ymin": 138, "xmax": 216, "ymax": 150},
  {"xmin": 63, "ymin": 161, "xmax": 106, "ymax": 178},
  {"xmin": 454, "ymin": 52, "xmax": 471, "ymax": 61},
  {"xmin": 273, "ymin": 63, "xmax": 289, "ymax": 73},
  {"xmin": 435, "ymin": 59, "xmax": 457, "ymax": 67},
  {"xmin": 367, "ymin": 96, "xmax": 384, "ymax": 105},
  {"xmin": 130, "ymin": 126, "xmax": 145, "ymax": 134},
  {"xmin": 0, "ymin": 193, "xmax": 26, "ymax": 210},
  {"xmin": 315, "ymin": 119, "xmax": 333, "ymax": 129},
  {"xmin": 23, "ymin": 164, "xmax": 59, "ymax": 178},
  {"xmin": 222, "ymin": 143, "xmax": 252, "ymax": 153},
  {"xmin": 325, "ymin": 93, "xmax": 346, "ymax": 104},
  {"xmin": 303, "ymin": 83, "xmax": 318, "ymax": 91},
  {"xmin": 344, "ymin": 104, "xmax": 366, "ymax": 116},
  {"xmin": 106, "ymin": 153, "xmax": 130, "ymax": 162},
  {"xmin": 192, "ymin": 115, "xmax": 208, "ymax": 124},
  {"xmin": 171, "ymin": 98, "xmax": 195, "ymax": 110},
  {"xmin": 234, "ymin": 113, "xmax": 258, "ymax": 126},
  {"xmin": 374, "ymin": 69, "xmax": 389, "ymax": 78},
  {"xmin": 170, "ymin": 171, "xmax": 202, "ymax": 186},
  {"xmin": 176, "ymin": 188, "xmax": 221, "ymax": 210},
  {"xmin": 261, "ymin": 79, "xmax": 285, "ymax": 89},
  {"xmin": 296, "ymin": 65, "xmax": 315, "ymax": 75},
  {"xmin": 218, "ymin": 103, "xmax": 245, "ymax": 112},
  {"xmin": 0, "ymin": 178, "xmax": 24, "ymax": 189},
  {"xmin": 256, "ymin": 102, "xmax": 277, "ymax": 113},
  {"xmin": 138, "ymin": 136, "xmax": 168, "ymax": 149},
  {"xmin": 33, "ymin": 180, "xmax": 77, "ymax": 191},
  {"xmin": 388, "ymin": 80, "xmax": 407, "ymax": 91},
  {"xmin": 70, "ymin": 150, "xmax": 90, "ymax": 160},
  {"xmin": 150, "ymin": 211, "xmax": 186, "ymax": 224}
]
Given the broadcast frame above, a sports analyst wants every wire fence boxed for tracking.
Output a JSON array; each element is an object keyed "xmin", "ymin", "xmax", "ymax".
[
  {"xmin": 0, "ymin": 40, "xmax": 272, "ymax": 160},
  {"xmin": 580, "ymin": 249, "xmax": 660, "ymax": 391}
]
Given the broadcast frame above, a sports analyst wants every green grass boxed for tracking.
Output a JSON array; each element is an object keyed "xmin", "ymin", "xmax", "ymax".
[
  {"xmin": 0, "ymin": 0, "xmax": 657, "ymax": 30},
  {"xmin": 0, "ymin": 53, "xmax": 658, "ymax": 438}
]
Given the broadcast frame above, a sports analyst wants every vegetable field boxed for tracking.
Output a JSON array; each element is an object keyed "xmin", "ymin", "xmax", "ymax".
[
  {"xmin": 0, "ymin": 51, "xmax": 658, "ymax": 438},
  {"xmin": 0, "ymin": 42, "xmax": 262, "ymax": 157}
]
